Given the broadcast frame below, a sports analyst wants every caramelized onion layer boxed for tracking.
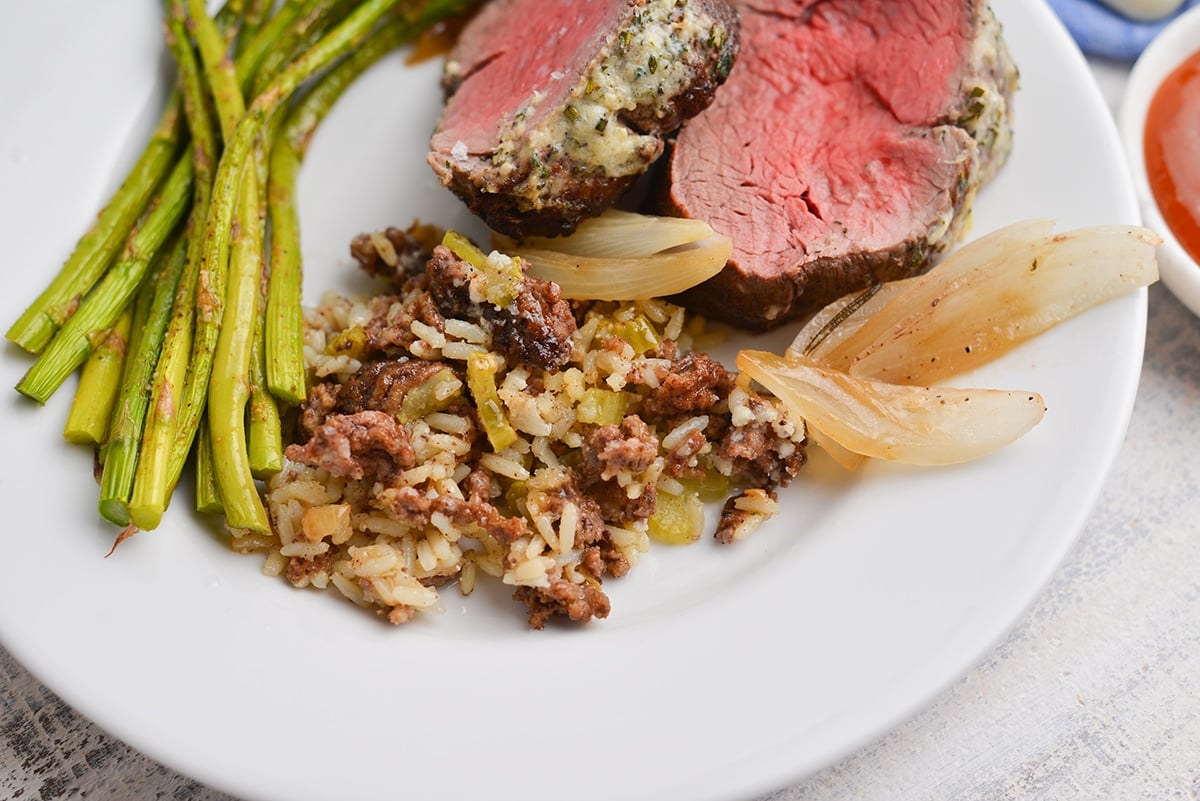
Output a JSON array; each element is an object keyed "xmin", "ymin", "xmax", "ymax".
[{"xmin": 496, "ymin": 210, "xmax": 731, "ymax": 300}]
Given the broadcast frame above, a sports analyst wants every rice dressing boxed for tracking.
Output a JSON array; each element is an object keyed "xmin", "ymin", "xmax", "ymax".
[{"xmin": 1144, "ymin": 49, "xmax": 1200, "ymax": 264}]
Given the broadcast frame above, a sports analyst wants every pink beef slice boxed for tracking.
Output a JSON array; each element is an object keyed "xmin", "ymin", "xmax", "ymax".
[
  {"xmin": 428, "ymin": 0, "xmax": 740, "ymax": 239},
  {"xmin": 660, "ymin": 0, "xmax": 1017, "ymax": 330}
]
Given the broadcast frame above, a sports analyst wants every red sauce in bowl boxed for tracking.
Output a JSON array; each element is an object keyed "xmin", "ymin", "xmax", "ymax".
[{"xmin": 1144, "ymin": 50, "xmax": 1200, "ymax": 264}]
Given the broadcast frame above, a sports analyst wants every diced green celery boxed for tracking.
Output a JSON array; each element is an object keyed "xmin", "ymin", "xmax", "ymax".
[
  {"xmin": 443, "ymin": 230, "xmax": 488, "ymax": 270},
  {"xmin": 576, "ymin": 388, "xmax": 629, "ymax": 426},
  {"xmin": 443, "ymin": 230, "xmax": 522, "ymax": 307},
  {"xmin": 620, "ymin": 315, "xmax": 661, "ymax": 355},
  {"xmin": 399, "ymin": 367, "xmax": 461, "ymax": 421},
  {"xmin": 479, "ymin": 252, "xmax": 522, "ymax": 308},
  {"xmin": 478, "ymin": 398, "xmax": 518, "ymax": 451},
  {"xmin": 467, "ymin": 352, "xmax": 518, "ymax": 451},
  {"xmin": 680, "ymin": 471, "xmax": 731, "ymax": 503},
  {"xmin": 594, "ymin": 316, "xmax": 662, "ymax": 355},
  {"xmin": 503, "ymin": 479, "xmax": 528, "ymax": 513},
  {"xmin": 325, "ymin": 325, "xmax": 368, "ymax": 361},
  {"xmin": 592, "ymin": 320, "xmax": 618, "ymax": 344},
  {"xmin": 647, "ymin": 487, "xmax": 704, "ymax": 545}
]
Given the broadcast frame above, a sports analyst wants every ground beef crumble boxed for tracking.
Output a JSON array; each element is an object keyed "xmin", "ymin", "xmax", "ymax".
[
  {"xmin": 588, "ymin": 481, "xmax": 656, "ymax": 525},
  {"xmin": 349, "ymin": 222, "xmax": 440, "ymax": 289},
  {"xmin": 513, "ymin": 580, "xmax": 611, "ymax": 629},
  {"xmin": 426, "ymin": 244, "xmax": 576, "ymax": 371},
  {"xmin": 580, "ymin": 415, "xmax": 658, "ymax": 483},
  {"xmin": 718, "ymin": 392, "xmax": 806, "ymax": 489},
  {"xmin": 285, "ymin": 550, "xmax": 336, "ymax": 585},
  {"xmin": 484, "ymin": 274, "xmax": 575, "ymax": 372},
  {"xmin": 664, "ymin": 428, "xmax": 709, "ymax": 479},
  {"xmin": 386, "ymin": 605, "xmax": 418, "ymax": 625},
  {"xmin": 336, "ymin": 358, "xmax": 449, "ymax": 419},
  {"xmin": 425, "ymin": 245, "xmax": 475, "ymax": 319},
  {"xmin": 298, "ymin": 381, "xmax": 341, "ymax": 441},
  {"xmin": 362, "ymin": 290, "xmax": 446, "ymax": 355},
  {"xmin": 285, "ymin": 411, "xmax": 415, "ymax": 482},
  {"xmin": 536, "ymin": 468, "xmax": 608, "ymax": 547},
  {"xmin": 577, "ymin": 415, "xmax": 661, "ymax": 526},
  {"xmin": 382, "ymin": 485, "xmax": 530, "ymax": 546},
  {"xmin": 641, "ymin": 352, "xmax": 736, "ymax": 424}
]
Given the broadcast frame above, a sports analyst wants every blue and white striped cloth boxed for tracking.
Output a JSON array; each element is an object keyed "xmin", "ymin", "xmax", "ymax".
[{"xmin": 1046, "ymin": 0, "xmax": 1200, "ymax": 59}]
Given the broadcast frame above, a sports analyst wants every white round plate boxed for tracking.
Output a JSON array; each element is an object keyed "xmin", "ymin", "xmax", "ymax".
[
  {"xmin": 0, "ymin": 3, "xmax": 1146, "ymax": 801},
  {"xmin": 1119, "ymin": 4, "xmax": 1200, "ymax": 317}
]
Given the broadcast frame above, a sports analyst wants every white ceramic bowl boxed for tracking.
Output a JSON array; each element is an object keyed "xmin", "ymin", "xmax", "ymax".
[{"xmin": 1119, "ymin": 4, "xmax": 1200, "ymax": 316}]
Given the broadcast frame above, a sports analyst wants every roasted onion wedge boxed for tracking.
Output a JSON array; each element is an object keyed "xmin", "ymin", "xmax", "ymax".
[
  {"xmin": 788, "ymin": 280, "xmax": 908, "ymax": 364},
  {"xmin": 790, "ymin": 220, "xmax": 1160, "ymax": 384},
  {"xmin": 791, "ymin": 219, "xmax": 1057, "ymax": 373},
  {"xmin": 495, "ymin": 210, "xmax": 732, "ymax": 300},
  {"xmin": 500, "ymin": 209, "xmax": 718, "ymax": 258},
  {"xmin": 803, "ymin": 424, "xmax": 869, "ymax": 471},
  {"xmin": 737, "ymin": 351, "xmax": 1046, "ymax": 466}
]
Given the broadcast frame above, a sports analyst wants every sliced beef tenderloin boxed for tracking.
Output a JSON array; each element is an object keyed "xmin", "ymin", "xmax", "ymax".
[
  {"xmin": 428, "ymin": 0, "xmax": 739, "ymax": 239},
  {"xmin": 659, "ymin": 0, "xmax": 1017, "ymax": 330}
]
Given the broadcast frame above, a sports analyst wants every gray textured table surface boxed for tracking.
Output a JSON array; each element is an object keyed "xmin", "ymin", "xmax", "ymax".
[{"xmin": 4, "ymin": 59, "xmax": 1199, "ymax": 801}]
